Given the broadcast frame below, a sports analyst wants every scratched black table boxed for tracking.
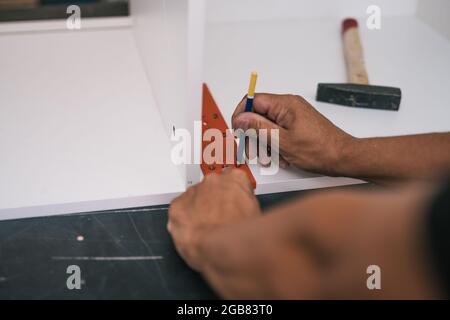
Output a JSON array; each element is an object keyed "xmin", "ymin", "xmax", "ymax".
[{"xmin": 0, "ymin": 187, "xmax": 366, "ymax": 299}]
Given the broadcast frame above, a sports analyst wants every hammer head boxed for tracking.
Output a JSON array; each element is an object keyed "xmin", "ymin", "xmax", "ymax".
[{"xmin": 316, "ymin": 83, "xmax": 401, "ymax": 111}]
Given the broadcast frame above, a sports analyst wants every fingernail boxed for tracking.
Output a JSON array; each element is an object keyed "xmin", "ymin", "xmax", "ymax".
[{"xmin": 236, "ymin": 119, "xmax": 249, "ymax": 131}]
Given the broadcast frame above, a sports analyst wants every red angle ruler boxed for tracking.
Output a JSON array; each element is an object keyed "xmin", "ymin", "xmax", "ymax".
[{"xmin": 201, "ymin": 84, "xmax": 256, "ymax": 189}]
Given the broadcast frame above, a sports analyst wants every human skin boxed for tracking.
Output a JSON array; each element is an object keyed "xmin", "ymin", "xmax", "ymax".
[
  {"xmin": 168, "ymin": 94, "xmax": 450, "ymax": 299},
  {"xmin": 232, "ymin": 94, "xmax": 450, "ymax": 183},
  {"xmin": 169, "ymin": 169, "xmax": 443, "ymax": 299}
]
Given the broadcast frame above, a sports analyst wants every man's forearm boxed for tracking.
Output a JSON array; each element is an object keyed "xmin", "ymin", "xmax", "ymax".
[
  {"xmin": 196, "ymin": 209, "xmax": 317, "ymax": 299},
  {"xmin": 336, "ymin": 132, "xmax": 450, "ymax": 183},
  {"xmin": 194, "ymin": 186, "xmax": 441, "ymax": 299},
  {"xmin": 196, "ymin": 215, "xmax": 286, "ymax": 299}
]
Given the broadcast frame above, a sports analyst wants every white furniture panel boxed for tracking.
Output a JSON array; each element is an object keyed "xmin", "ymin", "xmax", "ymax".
[
  {"xmin": 131, "ymin": 0, "xmax": 205, "ymax": 186},
  {"xmin": 204, "ymin": 15, "xmax": 450, "ymax": 193},
  {"xmin": 0, "ymin": 24, "xmax": 185, "ymax": 220},
  {"xmin": 1, "ymin": 0, "xmax": 449, "ymax": 219},
  {"xmin": 206, "ymin": 0, "xmax": 418, "ymax": 22},
  {"xmin": 417, "ymin": 0, "xmax": 450, "ymax": 40}
]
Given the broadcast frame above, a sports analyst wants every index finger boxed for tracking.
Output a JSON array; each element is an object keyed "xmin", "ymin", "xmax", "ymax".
[{"xmin": 231, "ymin": 93, "xmax": 297, "ymax": 129}]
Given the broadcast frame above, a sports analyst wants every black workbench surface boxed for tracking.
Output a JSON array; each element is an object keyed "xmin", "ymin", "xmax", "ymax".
[
  {"xmin": 0, "ymin": 190, "xmax": 309, "ymax": 299},
  {"xmin": 0, "ymin": 187, "xmax": 365, "ymax": 299}
]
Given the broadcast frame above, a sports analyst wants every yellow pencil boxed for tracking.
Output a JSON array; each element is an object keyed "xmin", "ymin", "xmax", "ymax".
[
  {"xmin": 244, "ymin": 72, "xmax": 258, "ymax": 112},
  {"xmin": 238, "ymin": 72, "xmax": 258, "ymax": 163}
]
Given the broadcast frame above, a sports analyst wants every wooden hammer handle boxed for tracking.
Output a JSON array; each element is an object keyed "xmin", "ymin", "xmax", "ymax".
[{"xmin": 342, "ymin": 18, "xmax": 369, "ymax": 84}]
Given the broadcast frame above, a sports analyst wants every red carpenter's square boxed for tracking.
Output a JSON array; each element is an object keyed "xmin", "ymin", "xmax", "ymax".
[{"xmin": 201, "ymin": 84, "xmax": 256, "ymax": 189}]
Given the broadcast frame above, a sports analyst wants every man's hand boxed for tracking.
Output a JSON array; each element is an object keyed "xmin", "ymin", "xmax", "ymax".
[
  {"xmin": 232, "ymin": 93, "xmax": 353, "ymax": 175},
  {"xmin": 232, "ymin": 93, "xmax": 450, "ymax": 182},
  {"xmin": 168, "ymin": 169, "xmax": 261, "ymax": 271},
  {"xmin": 170, "ymin": 180, "xmax": 442, "ymax": 299}
]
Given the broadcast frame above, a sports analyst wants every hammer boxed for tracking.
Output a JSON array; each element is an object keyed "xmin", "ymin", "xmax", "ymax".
[{"xmin": 316, "ymin": 18, "xmax": 401, "ymax": 111}]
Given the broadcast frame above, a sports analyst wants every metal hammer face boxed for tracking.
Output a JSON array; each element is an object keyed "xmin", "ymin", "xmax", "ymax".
[
  {"xmin": 316, "ymin": 83, "xmax": 401, "ymax": 111},
  {"xmin": 316, "ymin": 18, "xmax": 402, "ymax": 111}
]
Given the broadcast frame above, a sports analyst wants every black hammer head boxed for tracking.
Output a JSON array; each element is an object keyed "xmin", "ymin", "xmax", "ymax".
[{"xmin": 316, "ymin": 83, "xmax": 401, "ymax": 111}]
